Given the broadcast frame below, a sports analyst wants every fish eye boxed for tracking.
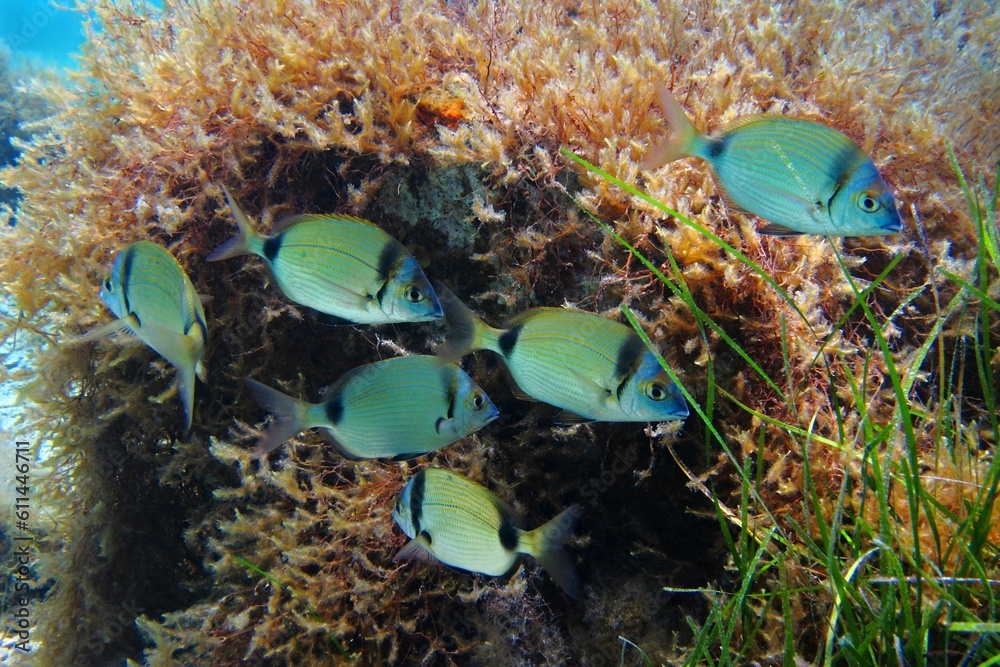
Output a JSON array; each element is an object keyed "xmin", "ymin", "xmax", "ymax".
[
  {"xmin": 404, "ymin": 286, "xmax": 424, "ymax": 303},
  {"xmin": 858, "ymin": 193, "xmax": 881, "ymax": 213},
  {"xmin": 103, "ymin": 278, "xmax": 114, "ymax": 292},
  {"xmin": 472, "ymin": 392, "xmax": 485, "ymax": 410},
  {"xmin": 646, "ymin": 382, "xmax": 668, "ymax": 401}
]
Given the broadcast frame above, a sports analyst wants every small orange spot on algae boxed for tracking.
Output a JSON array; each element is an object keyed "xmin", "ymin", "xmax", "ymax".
[{"xmin": 415, "ymin": 95, "xmax": 466, "ymax": 130}]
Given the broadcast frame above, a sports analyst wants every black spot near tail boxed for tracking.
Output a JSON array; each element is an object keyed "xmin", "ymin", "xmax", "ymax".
[
  {"xmin": 705, "ymin": 135, "xmax": 728, "ymax": 160},
  {"xmin": 324, "ymin": 397, "xmax": 344, "ymax": 425},
  {"xmin": 498, "ymin": 324, "xmax": 522, "ymax": 358},
  {"xmin": 263, "ymin": 235, "xmax": 283, "ymax": 263},
  {"xmin": 498, "ymin": 515, "xmax": 519, "ymax": 551}
]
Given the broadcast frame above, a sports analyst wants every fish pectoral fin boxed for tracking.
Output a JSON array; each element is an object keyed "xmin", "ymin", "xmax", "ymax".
[
  {"xmin": 394, "ymin": 535, "xmax": 434, "ymax": 563},
  {"xmin": 758, "ymin": 223, "xmax": 805, "ymax": 236},
  {"xmin": 553, "ymin": 410, "xmax": 594, "ymax": 425},
  {"xmin": 70, "ymin": 314, "xmax": 141, "ymax": 346},
  {"xmin": 434, "ymin": 416, "xmax": 454, "ymax": 437},
  {"xmin": 310, "ymin": 273, "xmax": 375, "ymax": 305}
]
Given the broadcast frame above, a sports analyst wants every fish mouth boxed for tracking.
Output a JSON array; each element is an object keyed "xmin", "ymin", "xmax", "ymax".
[
  {"xmin": 668, "ymin": 400, "xmax": 690, "ymax": 421},
  {"xmin": 665, "ymin": 388, "xmax": 689, "ymax": 420},
  {"xmin": 424, "ymin": 299, "xmax": 444, "ymax": 320},
  {"xmin": 881, "ymin": 215, "xmax": 903, "ymax": 234}
]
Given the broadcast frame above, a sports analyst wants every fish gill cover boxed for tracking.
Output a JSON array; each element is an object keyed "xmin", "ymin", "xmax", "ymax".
[{"xmin": 0, "ymin": 0, "xmax": 997, "ymax": 665}]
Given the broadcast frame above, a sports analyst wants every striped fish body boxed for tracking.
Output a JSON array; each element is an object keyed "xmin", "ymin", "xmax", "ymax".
[
  {"xmin": 439, "ymin": 291, "xmax": 688, "ymax": 423},
  {"xmin": 246, "ymin": 355, "xmax": 498, "ymax": 458},
  {"xmin": 393, "ymin": 468, "xmax": 581, "ymax": 598},
  {"xmin": 641, "ymin": 86, "xmax": 901, "ymax": 236},
  {"xmin": 92, "ymin": 241, "xmax": 207, "ymax": 429},
  {"xmin": 209, "ymin": 186, "xmax": 442, "ymax": 324}
]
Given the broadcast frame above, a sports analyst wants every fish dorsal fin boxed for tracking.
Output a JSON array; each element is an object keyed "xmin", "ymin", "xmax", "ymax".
[
  {"xmin": 317, "ymin": 360, "xmax": 379, "ymax": 400},
  {"xmin": 269, "ymin": 213, "xmax": 377, "ymax": 236},
  {"xmin": 724, "ymin": 113, "xmax": 829, "ymax": 134},
  {"xmin": 395, "ymin": 533, "xmax": 435, "ymax": 563},
  {"xmin": 721, "ymin": 113, "xmax": 780, "ymax": 133},
  {"xmin": 489, "ymin": 494, "xmax": 520, "ymax": 527},
  {"xmin": 500, "ymin": 307, "xmax": 556, "ymax": 329}
]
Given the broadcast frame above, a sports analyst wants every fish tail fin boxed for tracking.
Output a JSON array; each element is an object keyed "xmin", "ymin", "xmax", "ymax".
[
  {"xmin": 523, "ymin": 504, "xmax": 582, "ymax": 599},
  {"xmin": 434, "ymin": 282, "xmax": 495, "ymax": 363},
  {"xmin": 207, "ymin": 184, "xmax": 262, "ymax": 262},
  {"xmin": 244, "ymin": 379, "xmax": 313, "ymax": 457},
  {"xmin": 639, "ymin": 84, "xmax": 700, "ymax": 170}
]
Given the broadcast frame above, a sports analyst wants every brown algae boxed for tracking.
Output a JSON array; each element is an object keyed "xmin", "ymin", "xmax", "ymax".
[{"xmin": 0, "ymin": 0, "xmax": 997, "ymax": 665}]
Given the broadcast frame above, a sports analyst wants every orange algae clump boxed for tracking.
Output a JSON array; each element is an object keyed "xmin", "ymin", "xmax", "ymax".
[{"xmin": 0, "ymin": 0, "xmax": 996, "ymax": 665}]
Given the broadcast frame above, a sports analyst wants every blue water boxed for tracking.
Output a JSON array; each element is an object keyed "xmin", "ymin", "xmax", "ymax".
[{"xmin": 0, "ymin": 0, "xmax": 88, "ymax": 70}]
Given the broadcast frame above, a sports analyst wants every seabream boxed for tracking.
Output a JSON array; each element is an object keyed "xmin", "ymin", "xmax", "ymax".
[
  {"xmin": 246, "ymin": 355, "xmax": 498, "ymax": 458},
  {"xmin": 393, "ymin": 467, "xmax": 582, "ymax": 598},
  {"xmin": 209, "ymin": 185, "xmax": 443, "ymax": 324},
  {"xmin": 437, "ymin": 286, "xmax": 688, "ymax": 424},
  {"xmin": 641, "ymin": 85, "xmax": 902, "ymax": 236},
  {"xmin": 79, "ymin": 240, "xmax": 208, "ymax": 430}
]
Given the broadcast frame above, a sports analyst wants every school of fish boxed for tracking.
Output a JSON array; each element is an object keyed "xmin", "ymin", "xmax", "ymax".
[{"xmin": 78, "ymin": 85, "xmax": 903, "ymax": 600}]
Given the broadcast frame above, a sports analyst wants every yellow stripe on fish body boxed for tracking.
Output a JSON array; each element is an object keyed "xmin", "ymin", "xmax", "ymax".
[
  {"xmin": 392, "ymin": 468, "xmax": 582, "ymax": 599},
  {"xmin": 208, "ymin": 185, "xmax": 443, "ymax": 324},
  {"xmin": 86, "ymin": 240, "xmax": 208, "ymax": 430},
  {"xmin": 438, "ymin": 287, "xmax": 687, "ymax": 423},
  {"xmin": 641, "ymin": 85, "xmax": 902, "ymax": 237},
  {"xmin": 245, "ymin": 355, "xmax": 498, "ymax": 458}
]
